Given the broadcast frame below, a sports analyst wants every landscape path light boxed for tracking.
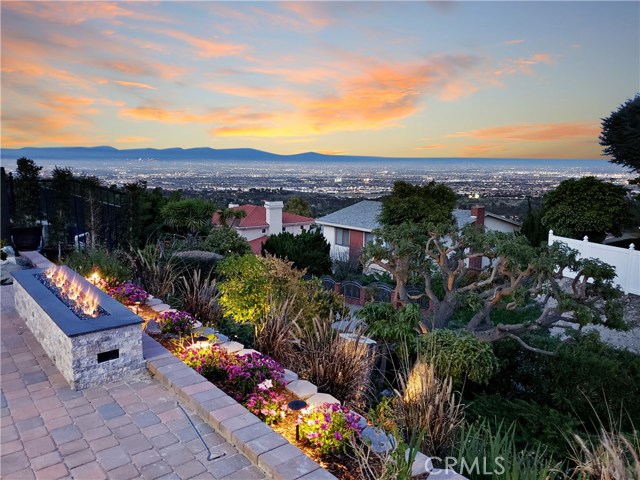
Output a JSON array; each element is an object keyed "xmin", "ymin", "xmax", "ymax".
[{"xmin": 287, "ymin": 399, "xmax": 308, "ymax": 442}]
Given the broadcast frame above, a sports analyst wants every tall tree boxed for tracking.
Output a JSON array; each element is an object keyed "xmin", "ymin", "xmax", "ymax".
[
  {"xmin": 520, "ymin": 197, "xmax": 545, "ymax": 246},
  {"xmin": 364, "ymin": 192, "xmax": 627, "ymax": 353},
  {"xmin": 541, "ymin": 176, "xmax": 632, "ymax": 243},
  {"xmin": 363, "ymin": 181, "xmax": 457, "ymax": 302},
  {"xmin": 161, "ymin": 198, "xmax": 216, "ymax": 235},
  {"xmin": 261, "ymin": 229, "xmax": 331, "ymax": 277},
  {"xmin": 49, "ymin": 166, "xmax": 74, "ymax": 246},
  {"xmin": 13, "ymin": 157, "xmax": 42, "ymax": 226},
  {"xmin": 599, "ymin": 95, "xmax": 640, "ymax": 176},
  {"xmin": 284, "ymin": 196, "xmax": 313, "ymax": 217}
]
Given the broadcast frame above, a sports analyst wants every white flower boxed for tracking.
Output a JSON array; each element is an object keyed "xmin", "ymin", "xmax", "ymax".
[{"xmin": 257, "ymin": 379, "xmax": 273, "ymax": 391}]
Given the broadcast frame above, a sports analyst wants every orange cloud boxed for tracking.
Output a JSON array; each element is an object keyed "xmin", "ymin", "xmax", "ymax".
[
  {"xmin": 504, "ymin": 39, "xmax": 526, "ymax": 46},
  {"xmin": 113, "ymin": 80, "xmax": 156, "ymax": 90},
  {"xmin": 494, "ymin": 52, "xmax": 553, "ymax": 76},
  {"xmin": 279, "ymin": 3, "xmax": 334, "ymax": 29},
  {"xmin": 3, "ymin": 1, "xmax": 174, "ymax": 26},
  {"xmin": 416, "ymin": 144, "xmax": 445, "ymax": 150},
  {"xmin": 150, "ymin": 27, "xmax": 249, "ymax": 58},
  {"xmin": 450, "ymin": 122, "xmax": 600, "ymax": 142},
  {"xmin": 461, "ymin": 144, "xmax": 509, "ymax": 157}
]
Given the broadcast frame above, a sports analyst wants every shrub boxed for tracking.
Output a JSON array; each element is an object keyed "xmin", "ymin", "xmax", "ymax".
[
  {"xmin": 299, "ymin": 403, "xmax": 363, "ymax": 455},
  {"xmin": 569, "ymin": 428, "xmax": 640, "ymax": 480},
  {"xmin": 464, "ymin": 394, "xmax": 582, "ymax": 459},
  {"xmin": 126, "ymin": 243, "xmax": 184, "ymax": 299},
  {"xmin": 224, "ymin": 352, "xmax": 285, "ymax": 398},
  {"xmin": 157, "ymin": 310, "xmax": 196, "ymax": 336},
  {"xmin": 64, "ymin": 247, "xmax": 132, "ymax": 284},
  {"xmin": 293, "ymin": 315, "xmax": 374, "ymax": 407},
  {"xmin": 106, "ymin": 282, "xmax": 149, "ymax": 306},
  {"xmin": 179, "ymin": 344, "xmax": 227, "ymax": 382},
  {"xmin": 202, "ymin": 227, "xmax": 251, "ymax": 256},
  {"xmin": 395, "ymin": 362, "xmax": 464, "ymax": 458},
  {"xmin": 418, "ymin": 329, "xmax": 498, "ymax": 385},
  {"xmin": 454, "ymin": 419, "xmax": 562, "ymax": 479},
  {"xmin": 254, "ymin": 296, "xmax": 300, "ymax": 366},
  {"xmin": 245, "ymin": 381, "xmax": 289, "ymax": 425},
  {"xmin": 176, "ymin": 269, "xmax": 221, "ymax": 326}
]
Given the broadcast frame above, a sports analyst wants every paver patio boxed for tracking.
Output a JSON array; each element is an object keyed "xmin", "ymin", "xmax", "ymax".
[{"xmin": 0, "ymin": 284, "xmax": 267, "ymax": 480}]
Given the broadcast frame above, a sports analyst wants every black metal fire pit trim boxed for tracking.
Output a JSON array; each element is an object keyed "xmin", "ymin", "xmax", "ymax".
[{"xmin": 12, "ymin": 267, "xmax": 143, "ymax": 337}]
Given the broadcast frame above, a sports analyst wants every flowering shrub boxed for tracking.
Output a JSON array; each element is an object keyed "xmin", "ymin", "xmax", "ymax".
[
  {"xmin": 179, "ymin": 344, "xmax": 228, "ymax": 382},
  {"xmin": 157, "ymin": 310, "xmax": 196, "ymax": 336},
  {"xmin": 105, "ymin": 282, "xmax": 149, "ymax": 306},
  {"xmin": 245, "ymin": 380, "xmax": 289, "ymax": 425},
  {"xmin": 299, "ymin": 403, "xmax": 364, "ymax": 455},
  {"xmin": 225, "ymin": 352, "xmax": 285, "ymax": 397}
]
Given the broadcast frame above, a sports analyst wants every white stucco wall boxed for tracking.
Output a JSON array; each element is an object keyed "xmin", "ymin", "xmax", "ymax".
[{"xmin": 485, "ymin": 217, "xmax": 520, "ymax": 233}]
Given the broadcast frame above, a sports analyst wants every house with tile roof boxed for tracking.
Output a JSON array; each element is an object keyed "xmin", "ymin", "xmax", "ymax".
[
  {"xmin": 315, "ymin": 201, "xmax": 520, "ymax": 265},
  {"xmin": 211, "ymin": 201, "xmax": 315, "ymax": 254}
]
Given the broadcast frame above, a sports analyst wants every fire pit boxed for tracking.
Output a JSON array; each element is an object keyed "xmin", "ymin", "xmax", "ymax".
[{"xmin": 12, "ymin": 265, "xmax": 145, "ymax": 390}]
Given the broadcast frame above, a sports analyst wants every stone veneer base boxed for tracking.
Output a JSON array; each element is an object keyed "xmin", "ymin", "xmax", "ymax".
[
  {"xmin": 142, "ymin": 333, "xmax": 338, "ymax": 480},
  {"xmin": 12, "ymin": 255, "xmax": 145, "ymax": 390}
]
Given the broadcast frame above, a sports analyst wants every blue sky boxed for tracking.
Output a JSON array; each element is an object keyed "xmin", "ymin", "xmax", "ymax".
[{"xmin": 1, "ymin": 1, "xmax": 638, "ymax": 158}]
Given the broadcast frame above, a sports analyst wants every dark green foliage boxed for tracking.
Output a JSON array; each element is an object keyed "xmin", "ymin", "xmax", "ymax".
[
  {"xmin": 120, "ymin": 182, "xmax": 168, "ymax": 248},
  {"xmin": 173, "ymin": 250, "xmax": 222, "ymax": 279},
  {"xmin": 520, "ymin": 197, "xmax": 546, "ymax": 246},
  {"xmin": 485, "ymin": 333, "xmax": 640, "ymax": 440},
  {"xmin": 202, "ymin": 227, "xmax": 251, "ymax": 256},
  {"xmin": 216, "ymin": 317, "xmax": 256, "ymax": 348},
  {"xmin": 417, "ymin": 330, "xmax": 498, "ymax": 385},
  {"xmin": 541, "ymin": 176, "xmax": 632, "ymax": 243},
  {"xmin": 379, "ymin": 180, "xmax": 456, "ymax": 227},
  {"xmin": 284, "ymin": 196, "xmax": 313, "ymax": 217},
  {"xmin": 261, "ymin": 229, "xmax": 332, "ymax": 277},
  {"xmin": 13, "ymin": 157, "xmax": 42, "ymax": 226},
  {"xmin": 600, "ymin": 94, "xmax": 640, "ymax": 174},
  {"xmin": 357, "ymin": 302, "xmax": 421, "ymax": 345},
  {"xmin": 49, "ymin": 167, "xmax": 74, "ymax": 245},
  {"xmin": 161, "ymin": 198, "xmax": 216, "ymax": 235},
  {"xmin": 465, "ymin": 395, "xmax": 582, "ymax": 458},
  {"xmin": 64, "ymin": 247, "xmax": 132, "ymax": 283}
]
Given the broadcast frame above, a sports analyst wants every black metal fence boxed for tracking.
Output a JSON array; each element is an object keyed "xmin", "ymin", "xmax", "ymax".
[{"xmin": 2, "ymin": 170, "xmax": 124, "ymax": 249}]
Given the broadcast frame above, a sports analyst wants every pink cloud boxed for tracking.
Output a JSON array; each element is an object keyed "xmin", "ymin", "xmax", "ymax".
[
  {"xmin": 150, "ymin": 27, "xmax": 249, "ymax": 59},
  {"xmin": 450, "ymin": 122, "xmax": 600, "ymax": 142}
]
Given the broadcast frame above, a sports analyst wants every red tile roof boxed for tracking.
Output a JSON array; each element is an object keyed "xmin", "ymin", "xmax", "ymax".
[
  {"xmin": 248, "ymin": 235, "xmax": 269, "ymax": 255},
  {"xmin": 211, "ymin": 205, "xmax": 314, "ymax": 229}
]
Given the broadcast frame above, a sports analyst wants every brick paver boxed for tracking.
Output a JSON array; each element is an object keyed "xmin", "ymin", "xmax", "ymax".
[{"xmin": 0, "ymin": 284, "xmax": 266, "ymax": 479}]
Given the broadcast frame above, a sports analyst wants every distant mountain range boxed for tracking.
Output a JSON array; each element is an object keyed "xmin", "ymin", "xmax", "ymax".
[{"xmin": 1, "ymin": 146, "xmax": 384, "ymax": 162}]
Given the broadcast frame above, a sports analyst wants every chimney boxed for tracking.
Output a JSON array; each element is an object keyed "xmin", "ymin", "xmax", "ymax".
[
  {"xmin": 264, "ymin": 201, "xmax": 283, "ymax": 235},
  {"xmin": 471, "ymin": 205, "xmax": 485, "ymax": 229}
]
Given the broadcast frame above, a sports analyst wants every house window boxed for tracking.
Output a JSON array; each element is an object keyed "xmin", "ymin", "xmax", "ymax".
[
  {"xmin": 335, "ymin": 228, "xmax": 350, "ymax": 246},
  {"xmin": 261, "ymin": 228, "xmax": 266, "ymax": 234},
  {"xmin": 365, "ymin": 232, "xmax": 375, "ymax": 245}
]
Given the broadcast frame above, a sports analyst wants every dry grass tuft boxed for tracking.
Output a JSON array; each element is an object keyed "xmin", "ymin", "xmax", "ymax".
[
  {"xmin": 293, "ymin": 314, "xmax": 374, "ymax": 407},
  {"xmin": 254, "ymin": 296, "xmax": 301, "ymax": 366},
  {"xmin": 178, "ymin": 269, "xmax": 221, "ymax": 326},
  {"xmin": 394, "ymin": 361, "xmax": 464, "ymax": 458},
  {"xmin": 570, "ymin": 429, "xmax": 640, "ymax": 480}
]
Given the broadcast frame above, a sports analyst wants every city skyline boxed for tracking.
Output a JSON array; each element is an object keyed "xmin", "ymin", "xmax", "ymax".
[{"xmin": 1, "ymin": 1, "xmax": 638, "ymax": 159}]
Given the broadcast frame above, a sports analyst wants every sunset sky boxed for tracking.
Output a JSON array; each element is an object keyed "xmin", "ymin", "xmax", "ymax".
[{"xmin": 1, "ymin": 1, "xmax": 638, "ymax": 158}]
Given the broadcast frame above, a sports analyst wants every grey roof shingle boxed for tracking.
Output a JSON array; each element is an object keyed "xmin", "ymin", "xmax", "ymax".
[
  {"xmin": 316, "ymin": 200, "xmax": 474, "ymax": 231},
  {"xmin": 315, "ymin": 201, "xmax": 382, "ymax": 231}
]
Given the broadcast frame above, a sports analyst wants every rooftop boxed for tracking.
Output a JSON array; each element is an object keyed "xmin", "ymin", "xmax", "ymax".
[
  {"xmin": 212, "ymin": 205, "xmax": 314, "ymax": 229},
  {"xmin": 315, "ymin": 200, "xmax": 477, "ymax": 231}
]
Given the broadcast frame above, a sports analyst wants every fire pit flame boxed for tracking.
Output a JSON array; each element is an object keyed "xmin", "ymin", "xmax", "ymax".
[{"xmin": 42, "ymin": 266, "xmax": 101, "ymax": 318}]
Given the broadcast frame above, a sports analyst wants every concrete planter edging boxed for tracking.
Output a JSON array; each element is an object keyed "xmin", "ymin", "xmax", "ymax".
[{"xmin": 143, "ymin": 332, "xmax": 338, "ymax": 480}]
